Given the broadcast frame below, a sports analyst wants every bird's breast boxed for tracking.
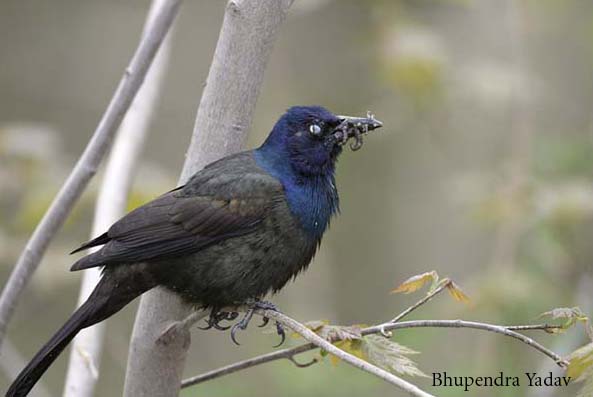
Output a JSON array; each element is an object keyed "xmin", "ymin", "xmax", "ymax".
[
  {"xmin": 159, "ymin": 199, "xmax": 318, "ymax": 307},
  {"xmin": 282, "ymin": 174, "xmax": 339, "ymax": 240}
]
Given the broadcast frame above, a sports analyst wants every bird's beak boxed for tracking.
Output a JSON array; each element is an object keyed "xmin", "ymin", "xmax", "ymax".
[
  {"xmin": 337, "ymin": 114, "xmax": 383, "ymax": 131},
  {"xmin": 333, "ymin": 111, "xmax": 383, "ymax": 151}
]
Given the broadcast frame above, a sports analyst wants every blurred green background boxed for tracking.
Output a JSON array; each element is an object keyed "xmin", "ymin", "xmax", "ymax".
[{"xmin": 1, "ymin": 0, "xmax": 592, "ymax": 396}]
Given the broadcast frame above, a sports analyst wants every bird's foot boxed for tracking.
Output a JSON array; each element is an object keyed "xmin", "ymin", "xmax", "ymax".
[
  {"xmin": 230, "ymin": 300, "xmax": 286, "ymax": 347},
  {"xmin": 199, "ymin": 309, "xmax": 239, "ymax": 331}
]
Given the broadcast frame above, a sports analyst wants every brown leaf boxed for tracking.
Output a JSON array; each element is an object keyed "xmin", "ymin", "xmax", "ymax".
[
  {"xmin": 446, "ymin": 281, "xmax": 471, "ymax": 305},
  {"xmin": 392, "ymin": 271, "xmax": 438, "ymax": 294}
]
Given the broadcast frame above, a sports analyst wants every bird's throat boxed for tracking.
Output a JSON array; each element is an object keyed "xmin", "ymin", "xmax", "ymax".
[{"xmin": 253, "ymin": 149, "xmax": 339, "ymax": 240}]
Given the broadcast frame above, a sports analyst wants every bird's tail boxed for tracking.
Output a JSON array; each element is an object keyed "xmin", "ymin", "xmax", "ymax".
[{"xmin": 6, "ymin": 267, "xmax": 156, "ymax": 397}]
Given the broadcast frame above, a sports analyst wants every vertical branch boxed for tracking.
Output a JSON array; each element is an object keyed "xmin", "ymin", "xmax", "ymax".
[
  {"xmin": 62, "ymin": 2, "xmax": 175, "ymax": 396},
  {"xmin": 123, "ymin": 1, "xmax": 294, "ymax": 396},
  {"xmin": 0, "ymin": 0, "xmax": 181, "ymax": 348}
]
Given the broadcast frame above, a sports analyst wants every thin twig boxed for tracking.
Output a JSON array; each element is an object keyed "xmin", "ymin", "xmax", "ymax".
[
  {"xmin": 391, "ymin": 280, "xmax": 451, "ymax": 323},
  {"xmin": 260, "ymin": 310, "xmax": 435, "ymax": 397},
  {"xmin": 156, "ymin": 310, "xmax": 208, "ymax": 346},
  {"xmin": 181, "ymin": 318, "xmax": 566, "ymax": 389},
  {"xmin": 365, "ymin": 320, "xmax": 568, "ymax": 367},
  {"xmin": 0, "ymin": 0, "xmax": 182, "ymax": 348},
  {"xmin": 504, "ymin": 324, "xmax": 562, "ymax": 332},
  {"xmin": 62, "ymin": 2, "xmax": 175, "ymax": 396},
  {"xmin": 182, "ymin": 343, "xmax": 316, "ymax": 387}
]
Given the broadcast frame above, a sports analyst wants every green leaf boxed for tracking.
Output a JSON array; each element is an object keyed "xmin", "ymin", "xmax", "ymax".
[
  {"xmin": 326, "ymin": 334, "xmax": 426, "ymax": 378},
  {"xmin": 317, "ymin": 325, "xmax": 363, "ymax": 342},
  {"xmin": 312, "ymin": 324, "xmax": 425, "ymax": 377},
  {"xmin": 291, "ymin": 322, "xmax": 361, "ymax": 341},
  {"xmin": 567, "ymin": 343, "xmax": 593, "ymax": 381},
  {"xmin": 330, "ymin": 339, "xmax": 366, "ymax": 366},
  {"xmin": 541, "ymin": 307, "xmax": 587, "ymax": 321},
  {"xmin": 567, "ymin": 343, "xmax": 593, "ymax": 397},
  {"xmin": 361, "ymin": 335, "xmax": 427, "ymax": 377},
  {"xmin": 540, "ymin": 307, "xmax": 591, "ymax": 335}
]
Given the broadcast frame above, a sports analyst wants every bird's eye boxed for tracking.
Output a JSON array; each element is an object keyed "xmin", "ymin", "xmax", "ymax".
[{"xmin": 309, "ymin": 124, "xmax": 322, "ymax": 135}]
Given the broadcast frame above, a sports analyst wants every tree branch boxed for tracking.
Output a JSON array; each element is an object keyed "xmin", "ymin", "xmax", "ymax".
[
  {"xmin": 180, "ymin": 275, "xmax": 565, "ymax": 390},
  {"xmin": 0, "ymin": 0, "xmax": 181, "ymax": 348},
  {"xmin": 365, "ymin": 320, "xmax": 567, "ymax": 367},
  {"xmin": 260, "ymin": 310, "xmax": 435, "ymax": 397},
  {"xmin": 62, "ymin": 2, "xmax": 175, "ymax": 396},
  {"xmin": 390, "ymin": 280, "xmax": 451, "ymax": 323},
  {"xmin": 182, "ymin": 344, "xmax": 315, "ymax": 387},
  {"xmin": 181, "ymin": 319, "xmax": 564, "ymax": 389},
  {"xmin": 123, "ymin": 1, "xmax": 294, "ymax": 396}
]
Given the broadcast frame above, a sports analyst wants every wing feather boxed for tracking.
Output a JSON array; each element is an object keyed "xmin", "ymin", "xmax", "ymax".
[{"xmin": 70, "ymin": 154, "xmax": 283, "ymax": 271}]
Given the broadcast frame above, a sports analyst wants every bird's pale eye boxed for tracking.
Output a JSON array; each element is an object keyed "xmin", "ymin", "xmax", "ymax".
[{"xmin": 309, "ymin": 124, "xmax": 322, "ymax": 135}]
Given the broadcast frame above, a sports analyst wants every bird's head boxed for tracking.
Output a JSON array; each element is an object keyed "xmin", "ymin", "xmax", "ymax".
[{"xmin": 258, "ymin": 106, "xmax": 382, "ymax": 176}]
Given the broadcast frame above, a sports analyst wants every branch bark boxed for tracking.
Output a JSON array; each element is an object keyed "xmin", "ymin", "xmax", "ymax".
[
  {"xmin": 365, "ymin": 320, "xmax": 567, "ymax": 366},
  {"xmin": 123, "ymin": 1, "xmax": 294, "ymax": 396},
  {"xmin": 62, "ymin": 2, "xmax": 175, "ymax": 396},
  {"xmin": 181, "ymin": 319, "xmax": 565, "ymax": 389},
  {"xmin": 263, "ymin": 311, "xmax": 436, "ymax": 397},
  {"xmin": 0, "ymin": 0, "xmax": 181, "ymax": 348}
]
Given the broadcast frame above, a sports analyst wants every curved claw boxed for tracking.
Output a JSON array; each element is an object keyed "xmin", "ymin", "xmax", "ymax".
[
  {"xmin": 228, "ymin": 301, "xmax": 284, "ymax": 346},
  {"xmin": 200, "ymin": 310, "xmax": 238, "ymax": 331},
  {"xmin": 198, "ymin": 321, "xmax": 213, "ymax": 330},
  {"xmin": 258, "ymin": 316, "xmax": 270, "ymax": 328},
  {"xmin": 230, "ymin": 323, "xmax": 242, "ymax": 346},
  {"xmin": 273, "ymin": 322, "xmax": 286, "ymax": 348},
  {"xmin": 213, "ymin": 322, "xmax": 231, "ymax": 331}
]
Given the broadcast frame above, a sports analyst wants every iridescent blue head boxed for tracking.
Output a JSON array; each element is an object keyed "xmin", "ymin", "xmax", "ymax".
[
  {"xmin": 257, "ymin": 106, "xmax": 343, "ymax": 176},
  {"xmin": 255, "ymin": 105, "xmax": 382, "ymax": 239}
]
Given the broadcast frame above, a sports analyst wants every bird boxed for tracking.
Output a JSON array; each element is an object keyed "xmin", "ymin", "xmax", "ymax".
[{"xmin": 6, "ymin": 105, "xmax": 382, "ymax": 397}]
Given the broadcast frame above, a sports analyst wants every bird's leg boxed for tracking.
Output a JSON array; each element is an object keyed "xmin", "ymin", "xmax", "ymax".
[
  {"xmin": 230, "ymin": 299, "xmax": 286, "ymax": 347},
  {"xmin": 199, "ymin": 309, "xmax": 239, "ymax": 331},
  {"xmin": 230, "ymin": 308, "xmax": 255, "ymax": 345}
]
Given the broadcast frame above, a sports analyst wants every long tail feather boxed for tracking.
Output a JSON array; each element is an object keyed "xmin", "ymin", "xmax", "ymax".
[
  {"xmin": 6, "ymin": 298, "xmax": 97, "ymax": 397},
  {"xmin": 6, "ymin": 267, "xmax": 155, "ymax": 397}
]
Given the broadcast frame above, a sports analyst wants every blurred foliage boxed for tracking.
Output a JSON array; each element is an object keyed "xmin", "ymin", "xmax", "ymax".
[
  {"xmin": 567, "ymin": 343, "xmax": 593, "ymax": 397},
  {"xmin": 382, "ymin": 57, "xmax": 443, "ymax": 106},
  {"xmin": 2, "ymin": 0, "xmax": 593, "ymax": 396},
  {"xmin": 295, "ymin": 321, "xmax": 426, "ymax": 377},
  {"xmin": 534, "ymin": 136, "xmax": 593, "ymax": 179}
]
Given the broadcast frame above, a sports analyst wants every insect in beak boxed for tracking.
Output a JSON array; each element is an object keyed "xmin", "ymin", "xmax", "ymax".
[{"xmin": 333, "ymin": 111, "xmax": 383, "ymax": 151}]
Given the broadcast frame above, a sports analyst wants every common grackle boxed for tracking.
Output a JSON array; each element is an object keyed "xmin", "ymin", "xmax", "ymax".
[{"xmin": 6, "ymin": 106, "xmax": 382, "ymax": 397}]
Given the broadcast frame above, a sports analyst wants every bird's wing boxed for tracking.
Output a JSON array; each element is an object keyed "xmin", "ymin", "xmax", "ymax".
[{"xmin": 70, "ymin": 160, "xmax": 284, "ymax": 271}]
